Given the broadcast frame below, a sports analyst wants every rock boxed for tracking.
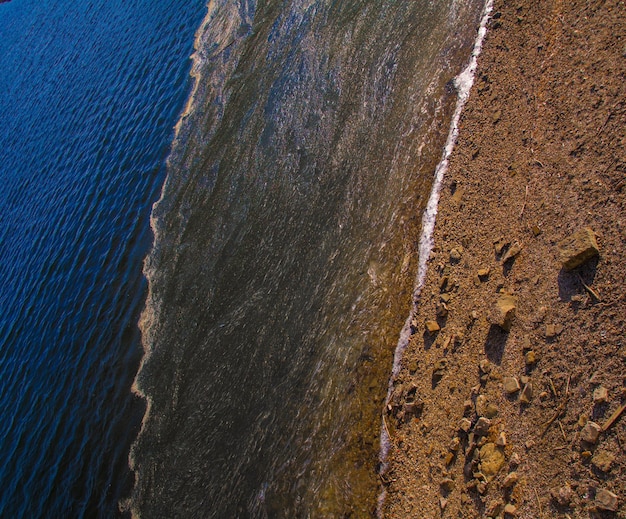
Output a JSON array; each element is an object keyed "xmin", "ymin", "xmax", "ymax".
[
  {"xmin": 425, "ymin": 320, "xmax": 440, "ymax": 333},
  {"xmin": 503, "ymin": 503, "xmax": 517, "ymax": 516},
  {"xmin": 439, "ymin": 496, "xmax": 448, "ymax": 510},
  {"xmin": 474, "ymin": 417, "xmax": 491, "ymax": 436},
  {"xmin": 593, "ymin": 386, "xmax": 609, "ymax": 404},
  {"xmin": 489, "ymin": 294, "xmax": 517, "ymax": 331},
  {"xmin": 449, "ymin": 436, "xmax": 461, "ymax": 452},
  {"xmin": 519, "ymin": 382, "xmax": 533, "ymax": 404},
  {"xmin": 558, "ymin": 227, "xmax": 600, "ymax": 270},
  {"xmin": 450, "ymin": 248, "xmax": 462, "ymax": 262},
  {"xmin": 552, "ymin": 484, "xmax": 573, "ymax": 506},
  {"xmin": 524, "ymin": 350, "xmax": 537, "ymax": 366},
  {"xmin": 545, "ymin": 323, "xmax": 564, "ymax": 338},
  {"xmin": 494, "ymin": 237, "xmax": 509, "ymax": 255},
  {"xmin": 459, "ymin": 418, "xmax": 472, "ymax": 433},
  {"xmin": 502, "ymin": 471, "xmax": 518, "ymax": 489},
  {"xmin": 440, "ymin": 477, "xmax": 455, "ymax": 492},
  {"xmin": 479, "ymin": 359, "xmax": 492, "ymax": 374},
  {"xmin": 501, "ymin": 241, "xmax": 522, "ymax": 263},
  {"xmin": 479, "ymin": 443, "xmax": 504, "ymax": 480},
  {"xmin": 509, "ymin": 453, "xmax": 521, "ymax": 467},
  {"xmin": 477, "ymin": 267, "xmax": 490, "ymax": 279},
  {"xmin": 503, "ymin": 377, "xmax": 521, "ymax": 394},
  {"xmin": 592, "ymin": 450, "xmax": 615, "ymax": 472},
  {"xmin": 485, "ymin": 498, "xmax": 503, "ymax": 517},
  {"xmin": 485, "ymin": 403, "xmax": 499, "ymax": 418},
  {"xmin": 496, "ymin": 431, "xmax": 507, "ymax": 447},
  {"xmin": 581, "ymin": 421, "xmax": 602, "ymax": 444},
  {"xmin": 475, "ymin": 394, "xmax": 488, "ymax": 417},
  {"xmin": 595, "ymin": 488, "xmax": 618, "ymax": 512},
  {"xmin": 432, "ymin": 359, "xmax": 447, "ymax": 377}
]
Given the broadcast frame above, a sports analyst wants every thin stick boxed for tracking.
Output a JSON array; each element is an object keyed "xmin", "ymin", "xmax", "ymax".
[
  {"xmin": 548, "ymin": 377, "xmax": 558, "ymax": 398},
  {"xmin": 541, "ymin": 398, "xmax": 568, "ymax": 437},
  {"xmin": 520, "ymin": 185, "xmax": 529, "ymax": 218},
  {"xmin": 534, "ymin": 487, "xmax": 544, "ymax": 517},
  {"xmin": 558, "ymin": 420, "xmax": 567, "ymax": 441},
  {"xmin": 565, "ymin": 375, "xmax": 571, "ymax": 396},
  {"xmin": 578, "ymin": 273, "xmax": 602, "ymax": 302},
  {"xmin": 601, "ymin": 401, "xmax": 626, "ymax": 432}
]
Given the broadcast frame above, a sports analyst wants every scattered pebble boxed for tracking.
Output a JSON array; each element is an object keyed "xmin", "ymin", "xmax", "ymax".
[
  {"xmin": 591, "ymin": 450, "xmax": 615, "ymax": 472},
  {"xmin": 501, "ymin": 241, "xmax": 522, "ymax": 263},
  {"xmin": 503, "ymin": 376, "xmax": 521, "ymax": 394},
  {"xmin": 425, "ymin": 320, "xmax": 440, "ymax": 333},
  {"xmin": 580, "ymin": 421, "xmax": 602, "ymax": 444},
  {"xmin": 489, "ymin": 294, "xmax": 517, "ymax": 331},
  {"xmin": 519, "ymin": 382, "xmax": 533, "ymax": 404},
  {"xmin": 552, "ymin": 484, "xmax": 573, "ymax": 506},
  {"xmin": 474, "ymin": 417, "xmax": 491, "ymax": 436},
  {"xmin": 593, "ymin": 386, "xmax": 608, "ymax": 404},
  {"xmin": 558, "ymin": 227, "xmax": 600, "ymax": 270},
  {"xmin": 595, "ymin": 488, "xmax": 619, "ymax": 512},
  {"xmin": 496, "ymin": 431, "xmax": 507, "ymax": 447},
  {"xmin": 502, "ymin": 471, "xmax": 518, "ymax": 489}
]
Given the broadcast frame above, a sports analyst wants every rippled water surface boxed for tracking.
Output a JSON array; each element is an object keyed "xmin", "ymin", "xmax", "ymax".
[
  {"xmin": 133, "ymin": 1, "xmax": 484, "ymax": 517},
  {"xmin": 0, "ymin": 1, "xmax": 206, "ymax": 516}
]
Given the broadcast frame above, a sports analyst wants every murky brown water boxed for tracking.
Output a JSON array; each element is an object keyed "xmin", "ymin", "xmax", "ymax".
[{"xmin": 130, "ymin": 1, "xmax": 483, "ymax": 517}]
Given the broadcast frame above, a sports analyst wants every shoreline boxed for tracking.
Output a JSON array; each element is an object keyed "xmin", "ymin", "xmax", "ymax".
[{"xmin": 383, "ymin": 0, "xmax": 626, "ymax": 517}]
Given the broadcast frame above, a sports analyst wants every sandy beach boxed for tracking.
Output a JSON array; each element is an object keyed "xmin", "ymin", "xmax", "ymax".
[{"xmin": 383, "ymin": 0, "xmax": 626, "ymax": 517}]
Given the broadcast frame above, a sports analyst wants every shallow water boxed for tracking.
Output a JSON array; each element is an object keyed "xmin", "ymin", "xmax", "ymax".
[
  {"xmin": 0, "ymin": 1, "xmax": 206, "ymax": 516},
  {"xmin": 133, "ymin": 1, "xmax": 484, "ymax": 517}
]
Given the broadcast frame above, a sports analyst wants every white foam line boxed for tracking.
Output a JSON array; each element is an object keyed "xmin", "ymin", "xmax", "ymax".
[{"xmin": 377, "ymin": 0, "xmax": 493, "ymax": 514}]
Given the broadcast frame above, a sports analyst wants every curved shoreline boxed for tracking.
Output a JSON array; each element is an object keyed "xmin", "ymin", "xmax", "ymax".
[{"xmin": 382, "ymin": 0, "xmax": 626, "ymax": 516}]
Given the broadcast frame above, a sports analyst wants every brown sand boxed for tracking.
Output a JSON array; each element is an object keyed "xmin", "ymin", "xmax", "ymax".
[{"xmin": 383, "ymin": 0, "xmax": 626, "ymax": 517}]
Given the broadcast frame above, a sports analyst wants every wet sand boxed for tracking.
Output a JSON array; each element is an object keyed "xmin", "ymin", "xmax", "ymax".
[{"xmin": 383, "ymin": 0, "xmax": 626, "ymax": 517}]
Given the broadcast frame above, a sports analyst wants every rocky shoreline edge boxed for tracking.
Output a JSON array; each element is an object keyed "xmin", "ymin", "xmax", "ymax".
[{"xmin": 382, "ymin": 1, "xmax": 626, "ymax": 517}]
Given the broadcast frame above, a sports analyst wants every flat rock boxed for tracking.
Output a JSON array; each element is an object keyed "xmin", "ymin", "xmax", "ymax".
[
  {"xmin": 581, "ymin": 421, "xmax": 602, "ymax": 444},
  {"xmin": 479, "ymin": 443, "xmax": 505, "ymax": 479},
  {"xmin": 519, "ymin": 382, "xmax": 533, "ymax": 404},
  {"xmin": 425, "ymin": 320, "xmax": 440, "ymax": 333},
  {"xmin": 592, "ymin": 450, "xmax": 615, "ymax": 472},
  {"xmin": 501, "ymin": 241, "xmax": 522, "ymax": 263},
  {"xmin": 503, "ymin": 376, "xmax": 521, "ymax": 394},
  {"xmin": 593, "ymin": 386, "xmax": 609, "ymax": 404},
  {"xmin": 474, "ymin": 416, "xmax": 491, "ymax": 436},
  {"xmin": 595, "ymin": 488, "xmax": 618, "ymax": 512},
  {"xmin": 558, "ymin": 227, "xmax": 599, "ymax": 270},
  {"xmin": 489, "ymin": 294, "xmax": 517, "ymax": 331}
]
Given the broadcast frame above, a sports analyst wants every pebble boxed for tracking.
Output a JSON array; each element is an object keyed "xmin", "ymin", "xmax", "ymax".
[
  {"xmin": 496, "ymin": 431, "xmax": 507, "ymax": 447},
  {"xmin": 450, "ymin": 248, "xmax": 462, "ymax": 262},
  {"xmin": 502, "ymin": 471, "xmax": 518, "ymax": 489},
  {"xmin": 503, "ymin": 376, "xmax": 521, "ymax": 394},
  {"xmin": 558, "ymin": 227, "xmax": 600, "ymax": 270},
  {"xmin": 440, "ymin": 477, "xmax": 455, "ymax": 493},
  {"xmin": 501, "ymin": 241, "xmax": 522, "ymax": 263},
  {"xmin": 485, "ymin": 498, "xmax": 503, "ymax": 517},
  {"xmin": 425, "ymin": 320, "xmax": 440, "ymax": 333},
  {"xmin": 580, "ymin": 421, "xmax": 602, "ymax": 444},
  {"xmin": 509, "ymin": 453, "xmax": 520, "ymax": 467},
  {"xmin": 524, "ymin": 350, "xmax": 536, "ymax": 366},
  {"xmin": 591, "ymin": 450, "xmax": 615, "ymax": 472},
  {"xmin": 503, "ymin": 503, "xmax": 517, "ymax": 515},
  {"xmin": 459, "ymin": 418, "xmax": 472, "ymax": 433},
  {"xmin": 477, "ymin": 267, "xmax": 490, "ymax": 279},
  {"xmin": 474, "ymin": 417, "xmax": 491, "ymax": 436},
  {"xmin": 595, "ymin": 488, "xmax": 618, "ymax": 512},
  {"xmin": 552, "ymin": 484, "xmax": 573, "ymax": 506},
  {"xmin": 449, "ymin": 436, "xmax": 461, "ymax": 452},
  {"xmin": 519, "ymin": 382, "xmax": 533, "ymax": 404},
  {"xmin": 593, "ymin": 386, "xmax": 609, "ymax": 404},
  {"xmin": 490, "ymin": 294, "xmax": 517, "ymax": 331},
  {"xmin": 545, "ymin": 323, "xmax": 564, "ymax": 338},
  {"xmin": 479, "ymin": 443, "xmax": 505, "ymax": 479}
]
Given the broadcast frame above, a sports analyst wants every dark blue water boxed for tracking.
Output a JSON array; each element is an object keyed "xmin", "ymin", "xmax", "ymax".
[{"xmin": 0, "ymin": 0, "xmax": 206, "ymax": 516}]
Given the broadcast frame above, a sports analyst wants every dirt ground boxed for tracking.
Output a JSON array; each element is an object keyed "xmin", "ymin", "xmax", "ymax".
[{"xmin": 382, "ymin": 0, "xmax": 626, "ymax": 517}]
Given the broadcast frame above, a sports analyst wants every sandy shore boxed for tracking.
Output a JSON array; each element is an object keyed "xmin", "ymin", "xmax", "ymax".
[{"xmin": 383, "ymin": 0, "xmax": 626, "ymax": 517}]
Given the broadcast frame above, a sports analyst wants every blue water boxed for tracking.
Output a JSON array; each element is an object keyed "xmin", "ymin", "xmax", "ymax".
[{"xmin": 0, "ymin": 0, "xmax": 206, "ymax": 516}]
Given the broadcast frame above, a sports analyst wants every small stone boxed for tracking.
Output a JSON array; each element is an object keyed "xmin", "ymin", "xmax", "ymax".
[
  {"xmin": 475, "ymin": 394, "xmax": 488, "ymax": 417},
  {"xmin": 479, "ymin": 359, "xmax": 492, "ymax": 374},
  {"xmin": 494, "ymin": 237, "xmax": 509, "ymax": 255},
  {"xmin": 501, "ymin": 241, "xmax": 522, "ymax": 263},
  {"xmin": 486, "ymin": 498, "xmax": 504, "ymax": 517},
  {"xmin": 437, "ymin": 303, "xmax": 449, "ymax": 318},
  {"xmin": 477, "ymin": 267, "xmax": 490, "ymax": 279},
  {"xmin": 509, "ymin": 453, "xmax": 521, "ymax": 467},
  {"xmin": 440, "ymin": 477, "xmax": 455, "ymax": 492},
  {"xmin": 489, "ymin": 294, "xmax": 517, "ymax": 331},
  {"xmin": 591, "ymin": 450, "xmax": 615, "ymax": 472},
  {"xmin": 503, "ymin": 503, "xmax": 517, "ymax": 516},
  {"xmin": 477, "ymin": 481, "xmax": 487, "ymax": 494},
  {"xmin": 425, "ymin": 320, "xmax": 440, "ymax": 333},
  {"xmin": 519, "ymin": 382, "xmax": 533, "ymax": 404},
  {"xmin": 580, "ymin": 421, "xmax": 602, "ymax": 444},
  {"xmin": 449, "ymin": 436, "xmax": 461, "ymax": 452},
  {"xmin": 595, "ymin": 488, "xmax": 618, "ymax": 512},
  {"xmin": 433, "ymin": 359, "xmax": 447, "ymax": 376},
  {"xmin": 450, "ymin": 248, "xmax": 462, "ymax": 262},
  {"xmin": 545, "ymin": 323, "xmax": 564, "ymax": 338},
  {"xmin": 496, "ymin": 431, "xmax": 507, "ymax": 447},
  {"xmin": 485, "ymin": 403, "xmax": 499, "ymax": 418},
  {"xmin": 440, "ymin": 293, "xmax": 452, "ymax": 303},
  {"xmin": 444, "ymin": 452, "xmax": 454, "ymax": 466},
  {"xmin": 558, "ymin": 227, "xmax": 600, "ymax": 270},
  {"xmin": 474, "ymin": 417, "xmax": 491, "ymax": 436},
  {"xmin": 459, "ymin": 418, "xmax": 472, "ymax": 433},
  {"xmin": 552, "ymin": 484, "xmax": 573, "ymax": 506},
  {"xmin": 593, "ymin": 386, "xmax": 609, "ymax": 404},
  {"xmin": 519, "ymin": 375, "xmax": 530, "ymax": 385},
  {"xmin": 440, "ymin": 275, "xmax": 450, "ymax": 292},
  {"xmin": 479, "ymin": 443, "xmax": 504, "ymax": 480},
  {"xmin": 524, "ymin": 350, "xmax": 536, "ymax": 366},
  {"xmin": 531, "ymin": 224, "xmax": 542, "ymax": 236},
  {"xmin": 439, "ymin": 496, "xmax": 448, "ymax": 510},
  {"xmin": 502, "ymin": 471, "xmax": 518, "ymax": 489},
  {"xmin": 578, "ymin": 414, "xmax": 588, "ymax": 427},
  {"xmin": 503, "ymin": 377, "xmax": 521, "ymax": 394}
]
